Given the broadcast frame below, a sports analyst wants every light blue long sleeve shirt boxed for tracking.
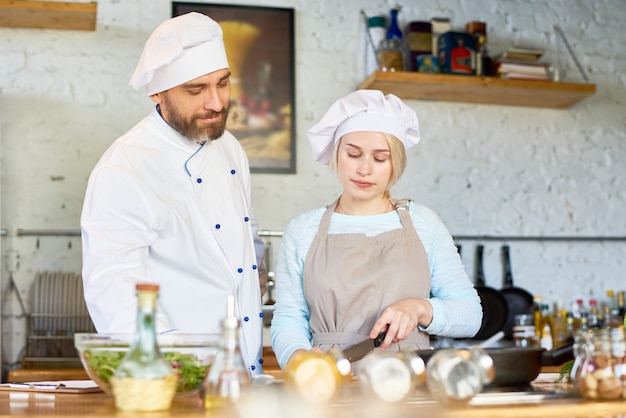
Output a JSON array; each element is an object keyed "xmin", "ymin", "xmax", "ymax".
[{"xmin": 270, "ymin": 200, "xmax": 482, "ymax": 368}]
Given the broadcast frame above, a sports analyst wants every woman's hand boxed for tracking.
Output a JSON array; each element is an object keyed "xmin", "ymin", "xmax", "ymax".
[{"xmin": 370, "ymin": 298, "xmax": 433, "ymax": 349}]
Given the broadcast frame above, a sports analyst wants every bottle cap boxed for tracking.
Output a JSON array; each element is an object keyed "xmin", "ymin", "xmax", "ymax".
[
  {"xmin": 368, "ymin": 16, "xmax": 386, "ymax": 28},
  {"xmin": 136, "ymin": 282, "xmax": 159, "ymax": 292}
]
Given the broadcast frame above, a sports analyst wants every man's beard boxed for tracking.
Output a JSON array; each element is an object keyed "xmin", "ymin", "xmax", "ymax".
[{"xmin": 161, "ymin": 96, "xmax": 230, "ymax": 145}]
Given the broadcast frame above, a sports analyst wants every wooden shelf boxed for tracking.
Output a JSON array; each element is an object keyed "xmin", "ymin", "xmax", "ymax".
[
  {"xmin": 357, "ymin": 71, "xmax": 596, "ymax": 109},
  {"xmin": 0, "ymin": 1, "xmax": 97, "ymax": 31}
]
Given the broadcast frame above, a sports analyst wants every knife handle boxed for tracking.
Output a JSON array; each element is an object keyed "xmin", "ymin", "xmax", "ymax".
[{"xmin": 373, "ymin": 330, "xmax": 387, "ymax": 347}]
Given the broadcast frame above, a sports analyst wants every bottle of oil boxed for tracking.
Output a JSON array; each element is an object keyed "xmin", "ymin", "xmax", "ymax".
[
  {"xmin": 204, "ymin": 294, "xmax": 250, "ymax": 408},
  {"xmin": 111, "ymin": 283, "xmax": 177, "ymax": 412},
  {"xmin": 551, "ymin": 301, "xmax": 568, "ymax": 348}
]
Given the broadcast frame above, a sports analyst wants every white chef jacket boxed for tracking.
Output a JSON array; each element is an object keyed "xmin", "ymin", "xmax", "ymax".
[{"xmin": 81, "ymin": 107, "xmax": 265, "ymax": 375}]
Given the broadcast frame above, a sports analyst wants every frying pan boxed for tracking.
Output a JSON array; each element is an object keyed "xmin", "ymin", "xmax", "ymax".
[
  {"xmin": 417, "ymin": 342, "xmax": 574, "ymax": 387},
  {"xmin": 473, "ymin": 245, "xmax": 509, "ymax": 340},
  {"xmin": 500, "ymin": 245, "xmax": 534, "ymax": 340}
]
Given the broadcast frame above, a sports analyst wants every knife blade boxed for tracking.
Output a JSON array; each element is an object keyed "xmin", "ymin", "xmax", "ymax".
[{"xmin": 340, "ymin": 331, "xmax": 387, "ymax": 362}]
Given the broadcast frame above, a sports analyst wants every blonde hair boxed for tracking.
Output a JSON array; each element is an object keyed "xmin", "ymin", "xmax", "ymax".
[{"xmin": 330, "ymin": 133, "xmax": 407, "ymax": 197}]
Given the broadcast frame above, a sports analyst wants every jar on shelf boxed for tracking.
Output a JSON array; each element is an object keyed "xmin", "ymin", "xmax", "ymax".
[
  {"xmin": 572, "ymin": 328, "xmax": 626, "ymax": 400},
  {"xmin": 377, "ymin": 39, "xmax": 404, "ymax": 72}
]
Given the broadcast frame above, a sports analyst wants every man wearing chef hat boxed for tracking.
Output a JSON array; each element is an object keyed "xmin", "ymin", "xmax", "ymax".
[
  {"xmin": 81, "ymin": 12, "xmax": 265, "ymax": 376},
  {"xmin": 271, "ymin": 90, "xmax": 482, "ymax": 369}
]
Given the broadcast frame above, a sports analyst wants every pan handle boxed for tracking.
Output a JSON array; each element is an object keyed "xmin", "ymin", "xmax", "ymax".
[
  {"xmin": 541, "ymin": 342, "xmax": 574, "ymax": 366},
  {"xmin": 475, "ymin": 245, "xmax": 486, "ymax": 287},
  {"xmin": 502, "ymin": 245, "xmax": 514, "ymax": 288}
]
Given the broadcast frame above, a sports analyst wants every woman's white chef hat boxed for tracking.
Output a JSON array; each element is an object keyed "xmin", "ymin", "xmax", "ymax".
[
  {"xmin": 307, "ymin": 90, "xmax": 420, "ymax": 164},
  {"xmin": 129, "ymin": 12, "xmax": 229, "ymax": 96}
]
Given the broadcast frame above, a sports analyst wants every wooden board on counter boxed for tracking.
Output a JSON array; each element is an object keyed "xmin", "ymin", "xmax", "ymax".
[
  {"xmin": 0, "ymin": 1, "xmax": 97, "ymax": 31},
  {"xmin": 357, "ymin": 71, "xmax": 596, "ymax": 109}
]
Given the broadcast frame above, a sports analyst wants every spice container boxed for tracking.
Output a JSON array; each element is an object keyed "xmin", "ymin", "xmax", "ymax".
[
  {"xmin": 110, "ymin": 283, "xmax": 177, "ymax": 412},
  {"xmin": 425, "ymin": 347, "xmax": 494, "ymax": 406},
  {"xmin": 357, "ymin": 349, "xmax": 426, "ymax": 403},
  {"xmin": 572, "ymin": 328, "xmax": 626, "ymax": 400}
]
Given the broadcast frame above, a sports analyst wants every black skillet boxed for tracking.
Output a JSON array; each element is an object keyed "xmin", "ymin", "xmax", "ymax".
[
  {"xmin": 500, "ymin": 245, "xmax": 534, "ymax": 340},
  {"xmin": 473, "ymin": 245, "xmax": 509, "ymax": 340}
]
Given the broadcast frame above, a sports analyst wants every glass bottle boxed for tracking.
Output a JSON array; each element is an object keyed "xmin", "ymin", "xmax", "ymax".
[
  {"xmin": 111, "ymin": 283, "xmax": 177, "ymax": 412},
  {"xmin": 204, "ymin": 294, "xmax": 250, "ymax": 408},
  {"xmin": 540, "ymin": 303, "xmax": 553, "ymax": 350},
  {"xmin": 551, "ymin": 301, "xmax": 568, "ymax": 347},
  {"xmin": 386, "ymin": 8, "xmax": 402, "ymax": 40},
  {"xmin": 531, "ymin": 295, "xmax": 543, "ymax": 345},
  {"xmin": 377, "ymin": 8, "xmax": 405, "ymax": 72},
  {"xmin": 588, "ymin": 299, "xmax": 600, "ymax": 329}
]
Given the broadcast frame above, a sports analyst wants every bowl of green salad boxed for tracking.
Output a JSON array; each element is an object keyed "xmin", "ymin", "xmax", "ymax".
[{"xmin": 74, "ymin": 333, "xmax": 220, "ymax": 396}]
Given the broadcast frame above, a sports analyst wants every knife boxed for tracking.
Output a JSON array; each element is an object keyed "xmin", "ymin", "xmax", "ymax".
[{"xmin": 340, "ymin": 331, "xmax": 387, "ymax": 362}]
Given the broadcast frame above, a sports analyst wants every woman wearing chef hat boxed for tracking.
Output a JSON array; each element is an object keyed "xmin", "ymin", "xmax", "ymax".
[{"xmin": 270, "ymin": 90, "xmax": 482, "ymax": 369}]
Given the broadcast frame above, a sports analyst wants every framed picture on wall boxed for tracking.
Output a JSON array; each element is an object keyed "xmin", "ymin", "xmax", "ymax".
[{"xmin": 172, "ymin": 2, "xmax": 296, "ymax": 174}]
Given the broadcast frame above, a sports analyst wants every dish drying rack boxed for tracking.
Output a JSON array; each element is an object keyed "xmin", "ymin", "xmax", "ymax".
[{"xmin": 23, "ymin": 271, "xmax": 96, "ymax": 368}]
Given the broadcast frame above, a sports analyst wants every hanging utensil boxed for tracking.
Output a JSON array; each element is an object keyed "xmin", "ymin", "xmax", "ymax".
[
  {"xmin": 472, "ymin": 245, "xmax": 509, "ymax": 340},
  {"xmin": 500, "ymin": 245, "xmax": 534, "ymax": 340}
]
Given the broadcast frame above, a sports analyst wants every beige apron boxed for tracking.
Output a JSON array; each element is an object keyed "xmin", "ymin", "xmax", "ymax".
[{"xmin": 304, "ymin": 198, "xmax": 431, "ymax": 353}]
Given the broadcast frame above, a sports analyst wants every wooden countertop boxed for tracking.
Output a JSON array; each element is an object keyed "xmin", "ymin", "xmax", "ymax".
[{"xmin": 2, "ymin": 373, "xmax": 626, "ymax": 418}]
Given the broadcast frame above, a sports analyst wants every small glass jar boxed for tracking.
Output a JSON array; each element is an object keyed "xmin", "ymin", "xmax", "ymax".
[
  {"xmin": 377, "ymin": 39, "xmax": 405, "ymax": 72},
  {"xmin": 572, "ymin": 328, "xmax": 626, "ymax": 401},
  {"xmin": 425, "ymin": 347, "xmax": 494, "ymax": 406},
  {"xmin": 513, "ymin": 314, "xmax": 537, "ymax": 347},
  {"xmin": 357, "ymin": 349, "xmax": 426, "ymax": 403}
]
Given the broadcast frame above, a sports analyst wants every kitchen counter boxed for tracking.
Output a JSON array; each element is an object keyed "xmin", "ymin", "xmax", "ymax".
[{"xmin": 2, "ymin": 373, "xmax": 626, "ymax": 418}]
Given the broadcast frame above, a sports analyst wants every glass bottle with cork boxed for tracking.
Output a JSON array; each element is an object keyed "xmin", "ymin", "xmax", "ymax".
[
  {"xmin": 377, "ymin": 8, "xmax": 405, "ymax": 72},
  {"xmin": 465, "ymin": 21, "xmax": 492, "ymax": 76},
  {"xmin": 110, "ymin": 283, "xmax": 178, "ymax": 412},
  {"xmin": 204, "ymin": 294, "xmax": 250, "ymax": 408}
]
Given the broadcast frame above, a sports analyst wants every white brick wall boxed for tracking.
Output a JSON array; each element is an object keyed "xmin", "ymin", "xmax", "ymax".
[{"xmin": 1, "ymin": 0, "xmax": 625, "ymax": 369}]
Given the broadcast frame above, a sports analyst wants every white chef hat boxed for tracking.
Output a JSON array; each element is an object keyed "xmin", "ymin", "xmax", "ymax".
[
  {"xmin": 307, "ymin": 90, "xmax": 420, "ymax": 165},
  {"xmin": 129, "ymin": 12, "xmax": 229, "ymax": 96}
]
